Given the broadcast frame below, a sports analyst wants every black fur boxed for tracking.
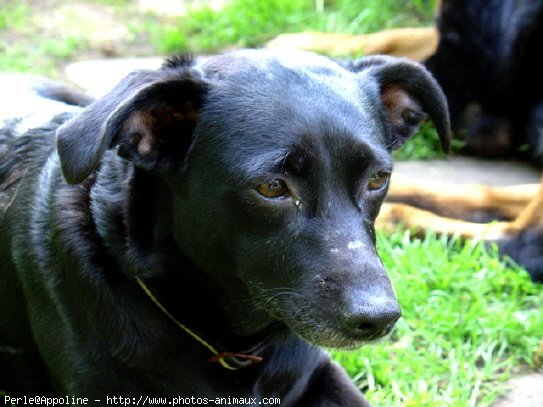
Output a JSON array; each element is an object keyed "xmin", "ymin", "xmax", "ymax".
[
  {"xmin": 34, "ymin": 78, "xmax": 94, "ymax": 108},
  {"xmin": 426, "ymin": 0, "xmax": 543, "ymax": 159},
  {"xmin": 0, "ymin": 50, "xmax": 449, "ymax": 404},
  {"xmin": 498, "ymin": 228, "xmax": 543, "ymax": 283},
  {"xmin": 425, "ymin": 0, "xmax": 543, "ymax": 283}
]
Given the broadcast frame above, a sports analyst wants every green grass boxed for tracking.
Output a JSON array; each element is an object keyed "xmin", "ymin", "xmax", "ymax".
[
  {"xmin": 0, "ymin": 36, "xmax": 87, "ymax": 76},
  {"xmin": 92, "ymin": 0, "xmax": 132, "ymax": 6},
  {"xmin": 393, "ymin": 122, "xmax": 446, "ymax": 161},
  {"xmin": 332, "ymin": 231, "xmax": 543, "ymax": 406},
  {"xmin": 0, "ymin": 2, "xmax": 30, "ymax": 31},
  {"xmin": 0, "ymin": 1, "xmax": 90, "ymax": 76},
  {"xmin": 392, "ymin": 121, "xmax": 466, "ymax": 161}
]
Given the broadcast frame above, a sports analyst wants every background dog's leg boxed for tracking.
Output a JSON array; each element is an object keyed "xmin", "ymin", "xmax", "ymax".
[
  {"xmin": 266, "ymin": 27, "xmax": 437, "ymax": 61},
  {"xmin": 387, "ymin": 173, "xmax": 539, "ymax": 220},
  {"xmin": 508, "ymin": 176, "xmax": 543, "ymax": 231},
  {"xmin": 377, "ymin": 202, "xmax": 513, "ymax": 240}
]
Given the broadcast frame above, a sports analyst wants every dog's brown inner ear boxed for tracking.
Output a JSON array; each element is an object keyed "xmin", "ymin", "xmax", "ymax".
[
  {"xmin": 123, "ymin": 112, "xmax": 156, "ymax": 156},
  {"xmin": 381, "ymin": 84, "xmax": 426, "ymax": 150},
  {"xmin": 105, "ymin": 79, "xmax": 208, "ymax": 173},
  {"xmin": 115, "ymin": 101, "xmax": 202, "ymax": 172},
  {"xmin": 353, "ymin": 55, "xmax": 450, "ymax": 152}
]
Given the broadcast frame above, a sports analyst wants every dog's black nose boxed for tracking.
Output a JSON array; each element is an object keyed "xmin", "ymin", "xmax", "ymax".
[{"xmin": 343, "ymin": 300, "xmax": 401, "ymax": 340}]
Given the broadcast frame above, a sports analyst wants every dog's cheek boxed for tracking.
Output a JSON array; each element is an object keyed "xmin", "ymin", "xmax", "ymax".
[
  {"xmin": 172, "ymin": 188, "xmax": 295, "ymax": 274},
  {"xmin": 234, "ymin": 231, "xmax": 307, "ymax": 287},
  {"xmin": 362, "ymin": 190, "xmax": 388, "ymax": 223},
  {"xmin": 223, "ymin": 190, "xmax": 298, "ymax": 236},
  {"xmin": 233, "ymin": 229, "xmax": 309, "ymax": 297}
]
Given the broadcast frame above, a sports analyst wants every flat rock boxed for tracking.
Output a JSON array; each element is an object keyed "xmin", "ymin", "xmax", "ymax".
[
  {"xmin": 491, "ymin": 373, "xmax": 543, "ymax": 407},
  {"xmin": 395, "ymin": 156, "xmax": 540, "ymax": 186},
  {"xmin": 65, "ymin": 57, "xmax": 163, "ymax": 97}
]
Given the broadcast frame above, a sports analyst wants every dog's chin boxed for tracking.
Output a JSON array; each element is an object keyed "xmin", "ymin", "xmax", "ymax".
[
  {"xmin": 267, "ymin": 307, "xmax": 392, "ymax": 350},
  {"xmin": 287, "ymin": 323, "xmax": 375, "ymax": 350},
  {"xmin": 260, "ymin": 299, "xmax": 394, "ymax": 349}
]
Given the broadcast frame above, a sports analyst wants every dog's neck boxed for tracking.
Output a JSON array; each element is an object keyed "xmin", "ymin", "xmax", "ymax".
[{"xmin": 90, "ymin": 160, "xmax": 281, "ymax": 351}]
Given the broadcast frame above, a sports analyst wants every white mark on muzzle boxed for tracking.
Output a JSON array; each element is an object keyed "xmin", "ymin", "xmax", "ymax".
[{"xmin": 347, "ymin": 240, "xmax": 365, "ymax": 250}]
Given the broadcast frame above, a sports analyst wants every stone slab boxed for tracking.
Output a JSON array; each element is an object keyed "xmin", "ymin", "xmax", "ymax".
[
  {"xmin": 395, "ymin": 156, "xmax": 540, "ymax": 187},
  {"xmin": 65, "ymin": 57, "xmax": 163, "ymax": 97},
  {"xmin": 491, "ymin": 373, "xmax": 543, "ymax": 407}
]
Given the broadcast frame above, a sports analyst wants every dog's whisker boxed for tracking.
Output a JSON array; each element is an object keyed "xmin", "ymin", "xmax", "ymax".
[
  {"xmin": 290, "ymin": 305, "xmax": 311, "ymax": 321},
  {"xmin": 231, "ymin": 286, "xmax": 299, "ymax": 304},
  {"xmin": 261, "ymin": 291, "xmax": 301, "ymax": 307}
]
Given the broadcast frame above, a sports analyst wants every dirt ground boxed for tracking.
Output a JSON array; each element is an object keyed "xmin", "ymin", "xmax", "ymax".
[{"xmin": 1, "ymin": 0, "xmax": 216, "ymax": 77}]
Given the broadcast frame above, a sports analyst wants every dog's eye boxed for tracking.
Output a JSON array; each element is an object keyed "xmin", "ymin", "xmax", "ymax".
[
  {"xmin": 255, "ymin": 179, "xmax": 289, "ymax": 199},
  {"xmin": 368, "ymin": 171, "xmax": 390, "ymax": 191}
]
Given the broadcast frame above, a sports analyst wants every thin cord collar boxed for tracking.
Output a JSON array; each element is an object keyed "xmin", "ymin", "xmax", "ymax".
[{"xmin": 135, "ymin": 277, "xmax": 263, "ymax": 370}]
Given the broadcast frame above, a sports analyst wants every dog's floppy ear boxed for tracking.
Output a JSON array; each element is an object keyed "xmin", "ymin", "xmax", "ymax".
[
  {"xmin": 349, "ymin": 55, "xmax": 451, "ymax": 152},
  {"xmin": 56, "ymin": 69, "xmax": 208, "ymax": 184}
]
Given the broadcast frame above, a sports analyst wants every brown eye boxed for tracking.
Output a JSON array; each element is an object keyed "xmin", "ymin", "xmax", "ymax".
[
  {"xmin": 255, "ymin": 179, "xmax": 289, "ymax": 199},
  {"xmin": 368, "ymin": 171, "xmax": 390, "ymax": 191}
]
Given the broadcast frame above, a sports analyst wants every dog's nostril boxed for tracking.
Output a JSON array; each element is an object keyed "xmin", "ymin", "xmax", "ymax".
[
  {"xmin": 344, "ymin": 302, "xmax": 401, "ymax": 340},
  {"xmin": 357, "ymin": 322, "xmax": 375, "ymax": 332},
  {"xmin": 353, "ymin": 320, "xmax": 382, "ymax": 338}
]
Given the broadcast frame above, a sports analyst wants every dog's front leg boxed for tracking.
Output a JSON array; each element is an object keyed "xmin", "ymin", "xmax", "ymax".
[{"xmin": 296, "ymin": 360, "xmax": 371, "ymax": 406}]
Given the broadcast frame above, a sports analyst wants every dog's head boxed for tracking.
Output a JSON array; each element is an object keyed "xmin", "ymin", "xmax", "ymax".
[{"xmin": 56, "ymin": 50, "xmax": 449, "ymax": 349}]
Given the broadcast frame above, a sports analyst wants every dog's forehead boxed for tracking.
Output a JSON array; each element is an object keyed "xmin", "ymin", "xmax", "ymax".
[
  {"xmin": 193, "ymin": 50, "xmax": 389, "ymax": 179},
  {"xmin": 199, "ymin": 49, "xmax": 374, "ymax": 102},
  {"xmin": 201, "ymin": 48, "xmax": 347, "ymax": 77},
  {"xmin": 197, "ymin": 48, "xmax": 383, "ymax": 132}
]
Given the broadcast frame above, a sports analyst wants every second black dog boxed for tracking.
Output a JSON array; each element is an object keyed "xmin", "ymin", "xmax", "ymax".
[{"xmin": 426, "ymin": 0, "xmax": 543, "ymax": 159}]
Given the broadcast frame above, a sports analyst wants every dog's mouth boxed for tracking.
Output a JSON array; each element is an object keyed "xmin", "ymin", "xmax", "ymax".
[
  {"xmin": 253, "ymin": 290, "xmax": 398, "ymax": 350},
  {"xmin": 282, "ymin": 308, "xmax": 397, "ymax": 350}
]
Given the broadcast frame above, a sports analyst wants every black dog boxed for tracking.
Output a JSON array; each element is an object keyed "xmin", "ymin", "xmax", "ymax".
[
  {"xmin": 426, "ymin": 0, "xmax": 543, "ymax": 159},
  {"xmin": 0, "ymin": 50, "xmax": 449, "ymax": 404},
  {"xmin": 421, "ymin": 0, "xmax": 543, "ymax": 282}
]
